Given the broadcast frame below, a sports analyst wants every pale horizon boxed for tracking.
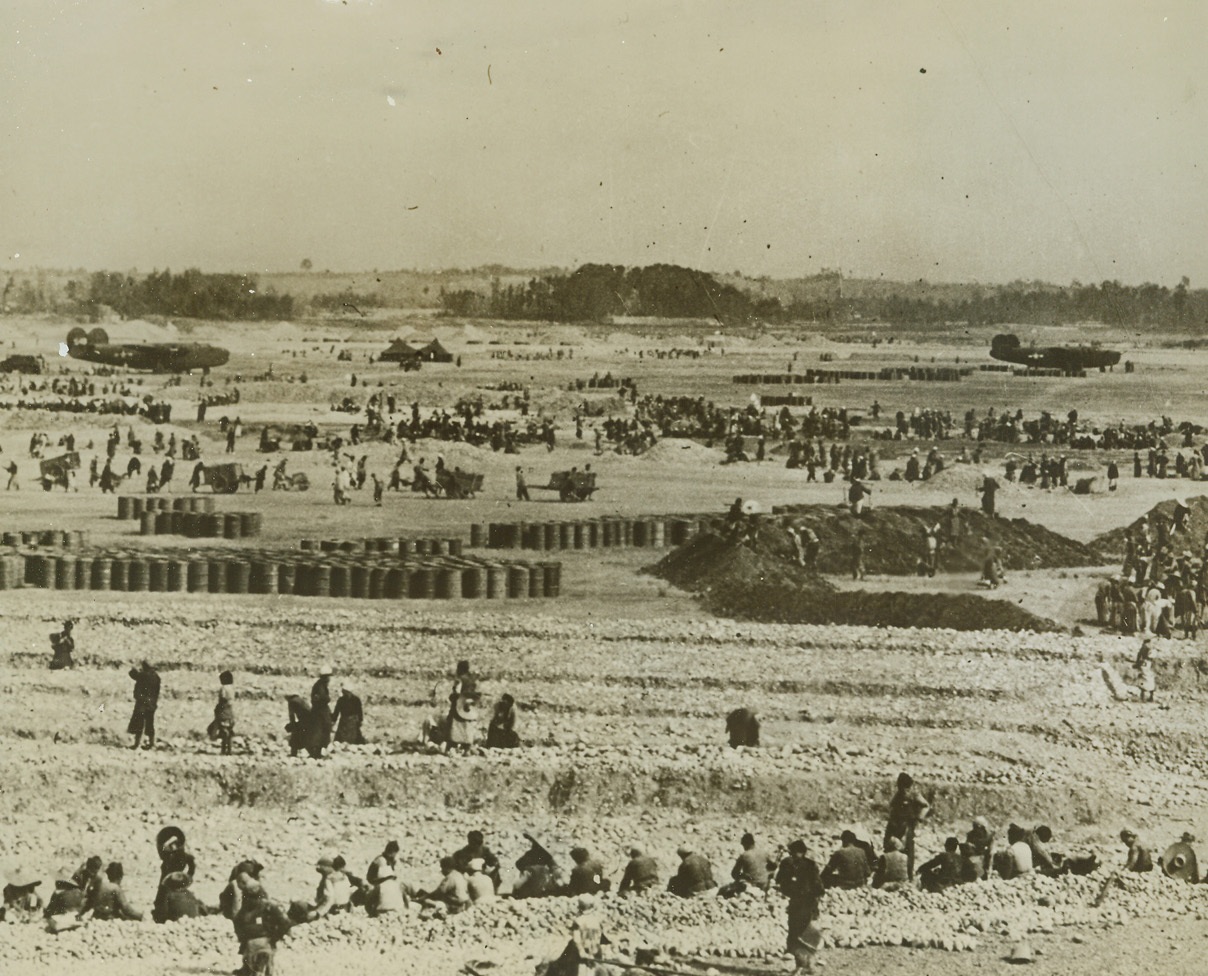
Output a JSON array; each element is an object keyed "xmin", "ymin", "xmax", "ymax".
[{"xmin": 4, "ymin": 1, "xmax": 1205, "ymax": 288}]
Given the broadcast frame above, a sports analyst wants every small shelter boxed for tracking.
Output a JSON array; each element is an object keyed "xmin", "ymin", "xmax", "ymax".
[
  {"xmin": 379, "ymin": 338, "xmax": 421, "ymax": 364},
  {"xmin": 419, "ymin": 338, "xmax": 454, "ymax": 363}
]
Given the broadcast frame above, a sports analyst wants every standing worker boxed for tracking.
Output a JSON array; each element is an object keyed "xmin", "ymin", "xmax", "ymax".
[
  {"xmin": 208, "ymin": 670, "xmax": 236, "ymax": 756},
  {"xmin": 49, "ymin": 619, "xmax": 76, "ymax": 670},
  {"xmin": 332, "ymin": 685, "xmax": 365, "ymax": 745},
  {"xmin": 775, "ymin": 839, "xmax": 824, "ymax": 976},
  {"xmin": 884, "ymin": 772, "xmax": 930, "ymax": 880},
  {"xmin": 979, "ymin": 474, "xmax": 999, "ymax": 517},
  {"xmin": 515, "ymin": 465, "xmax": 530, "ymax": 501},
  {"xmin": 128, "ymin": 660, "xmax": 161, "ymax": 751},
  {"xmin": 310, "ymin": 666, "xmax": 335, "ymax": 757}
]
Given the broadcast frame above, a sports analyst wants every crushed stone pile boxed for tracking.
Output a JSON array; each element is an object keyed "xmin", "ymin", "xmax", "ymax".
[
  {"xmin": 719, "ymin": 505, "xmax": 1098, "ymax": 575},
  {"xmin": 649, "ymin": 530, "xmax": 1062, "ymax": 633},
  {"xmin": 1090, "ymin": 494, "xmax": 1208, "ymax": 559}
]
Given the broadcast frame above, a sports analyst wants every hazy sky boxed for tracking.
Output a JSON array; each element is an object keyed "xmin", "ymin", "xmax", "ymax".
[{"xmin": 3, "ymin": 1, "xmax": 1205, "ymax": 285}]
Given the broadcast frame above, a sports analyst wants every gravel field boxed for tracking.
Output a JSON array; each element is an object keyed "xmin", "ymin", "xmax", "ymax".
[{"xmin": 3, "ymin": 316, "xmax": 1208, "ymax": 975}]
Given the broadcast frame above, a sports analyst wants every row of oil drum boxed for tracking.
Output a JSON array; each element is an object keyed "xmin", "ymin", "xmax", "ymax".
[
  {"xmin": 473, "ymin": 516, "xmax": 702, "ymax": 551},
  {"xmin": 117, "ymin": 495, "xmax": 217, "ymax": 519},
  {"xmin": 18, "ymin": 549, "xmax": 560, "ymax": 600},
  {"xmin": 298, "ymin": 537, "xmax": 463, "ymax": 557},
  {"xmin": 137, "ymin": 510, "xmax": 263, "ymax": 539},
  {"xmin": 0, "ymin": 553, "xmax": 26, "ymax": 589},
  {"xmin": 1, "ymin": 530, "xmax": 91, "ymax": 549}
]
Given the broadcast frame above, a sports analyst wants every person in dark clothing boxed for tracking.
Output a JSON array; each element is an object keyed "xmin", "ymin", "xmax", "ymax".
[
  {"xmin": 725, "ymin": 707, "xmax": 760, "ymax": 748},
  {"xmin": 979, "ymin": 475, "xmax": 999, "ymax": 517},
  {"xmin": 157, "ymin": 827, "xmax": 197, "ymax": 881},
  {"xmin": 49, "ymin": 619, "xmax": 76, "ymax": 670},
  {"xmin": 208, "ymin": 670, "xmax": 236, "ymax": 756},
  {"xmin": 918, "ymin": 836, "xmax": 965, "ymax": 894},
  {"xmin": 822, "ymin": 831, "xmax": 872, "ymax": 890},
  {"xmin": 618, "ymin": 848, "xmax": 660, "ymax": 895},
  {"xmin": 310, "ymin": 667, "xmax": 334, "ymax": 757},
  {"xmin": 332, "ymin": 686, "xmax": 365, "ymax": 745},
  {"xmin": 153, "ymin": 871, "xmax": 212, "ymax": 923},
  {"xmin": 667, "ymin": 847, "xmax": 716, "ymax": 898},
  {"xmin": 44, "ymin": 869, "xmax": 85, "ymax": 918},
  {"xmin": 128, "ymin": 661, "xmax": 161, "ymax": 750},
  {"xmin": 884, "ymin": 772, "xmax": 930, "ymax": 879},
  {"xmin": 451, "ymin": 831, "xmax": 503, "ymax": 891},
  {"xmin": 485, "ymin": 694, "xmax": 519, "ymax": 748},
  {"xmin": 285, "ymin": 695, "xmax": 317, "ymax": 758},
  {"xmin": 566, "ymin": 847, "xmax": 610, "ymax": 895},
  {"xmin": 513, "ymin": 835, "xmax": 563, "ymax": 899},
  {"xmin": 233, "ymin": 885, "xmax": 291, "ymax": 976},
  {"xmin": 776, "ymin": 839, "xmax": 824, "ymax": 976}
]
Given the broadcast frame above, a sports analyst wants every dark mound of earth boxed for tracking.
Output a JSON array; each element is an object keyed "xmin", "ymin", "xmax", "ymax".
[
  {"xmin": 648, "ymin": 529, "xmax": 1063, "ymax": 633},
  {"xmin": 1090, "ymin": 494, "xmax": 1208, "ymax": 559},
  {"xmin": 695, "ymin": 504, "xmax": 1098, "ymax": 577},
  {"xmin": 702, "ymin": 580, "xmax": 1063, "ymax": 632}
]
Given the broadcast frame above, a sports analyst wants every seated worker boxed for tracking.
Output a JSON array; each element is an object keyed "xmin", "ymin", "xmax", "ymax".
[
  {"xmin": 451, "ymin": 831, "xmax": 502, "ymax": 892},
  {"xmin": 512, "ymin": 835, "xmax": 563, "ymax": 899},
  {"xmin": 416, "ymin": 857, "xmax": 470, "ymax": 916},
  {"xmin": 465, "ymin": 859, "xmax": 496, "ymax": 905},
  {"xmin": 1120, "ymin": 830, "xmax": 1153, "ymax": 873},
  {"xmin": 618, "ymin": 848, "xmax": 660, "ymax": 896},
  {"xmin": 958, "ymin": 843, "xmax": 982, "ymax": 884},
  {"xmin": 918, "ymin": 837, "xmax": 965, "ymax": 895},
  {"xmin": 153, "ymin": 871, "xmax": 212, "ymax": 923},
  {"xmin": 289, "ymin": 855, "xmax": 351, "ymax": 923},
  {"xmin": 999, "ymin": 824, "xmax": 1033, "ymax": 880},
  {"xmin": 81, "ymin": 862, "xmax": 143, "ymax": 921},
  {"xmin": 331, "ymin": 857, "xmax": 367, "ymax": 908},
  {"xmin": 965, "ymin": 817, "xmax": 995, "ymax": 881},
  {"xmin": 2, "ymin": 867, "xmax": 44, "ymax": 919},
  {"xmin": 667, "ymin": 847, "xmax": 716, "ymax": 898},
  {"xmin": 872, "ymin": 837, "xmax": 909, "ymax": 890},
  {"xmin": 566, "ymin": 847, "xmax": 609, "ymax": 896},
  {"xmin": 719, "ymin": 832, "xmax": 773, "ymax": 897},
  {"xmin": 821, "ymin": 831, "xmax": 872, "ymax": 890},
  {"xmin": 1028, "ymin": 825, "xmax": 1062, "ymax": 878},
  {"xmin": 366, "ymin": 862, "xmax": 407, "ymax": 917},
  {"xmin": 44, "ymin": 868, "xmax": 85, "ymax": 918}
]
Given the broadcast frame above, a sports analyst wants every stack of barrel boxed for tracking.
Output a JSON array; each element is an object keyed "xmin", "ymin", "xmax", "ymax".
[
  {"xmin": 116, "ymin": 496, "xmax": 215, "ymax": 519},
  {"xmin": 733, "ymin": 366, "xmax": 974, "ymax": 385},
  {"xmin": 474, "ymin": 516, "xmax": 700, "ymax": 552},
  {"xmin": 298, "ymin": 536, "xmax": 463, "ymax": 557},
  {"xmin": 1, "ymin": 529, "xmax": 90, "ymax": 548},
  {"xmin": 117, "ymin": 496, "xmax": 262, "ymax": 539},
  {"xmin": 17, "ymin": 541, "xmax": 559, "ymax": 601}
]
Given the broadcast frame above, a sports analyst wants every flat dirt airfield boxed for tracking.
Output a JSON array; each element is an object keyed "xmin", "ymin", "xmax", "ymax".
[{"xmin": 6, "ymin": 313, "xmax": 1208, "ymax": 976}]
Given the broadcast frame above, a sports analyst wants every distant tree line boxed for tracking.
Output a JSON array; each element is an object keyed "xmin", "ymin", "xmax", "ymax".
[
  {"xmin": 84, "ymin": 269, "xmax": 294, "ymax": 320},
  {"xmin": 439, "ymin": 264, "xmax": 1208, "ymax": 332},
  {"xmin": 440, "ymin": 263, "xmax": 783, "ymax": 325},
  {"xmin": 862, "ymin": 277, "xmax": 1207, "ymax": 331}
]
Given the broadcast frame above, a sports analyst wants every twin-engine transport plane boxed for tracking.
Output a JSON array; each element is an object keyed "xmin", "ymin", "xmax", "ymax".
[{"xmin": 64, "ymin": 327, "xmax": 230, "ymax": 373}]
